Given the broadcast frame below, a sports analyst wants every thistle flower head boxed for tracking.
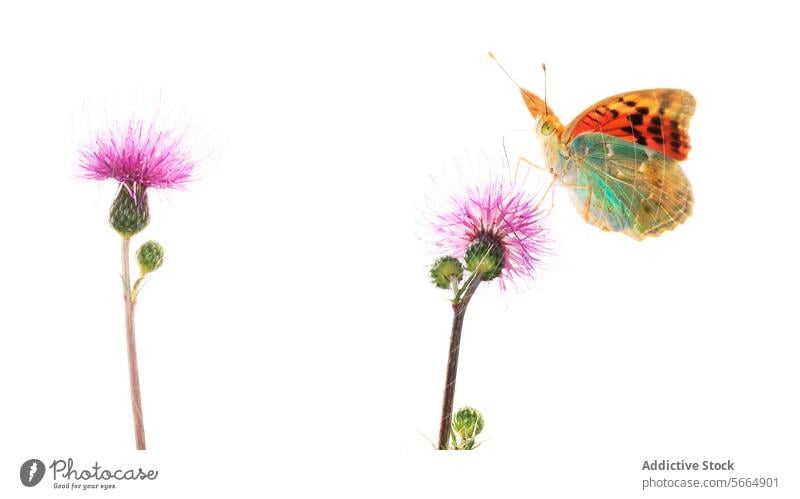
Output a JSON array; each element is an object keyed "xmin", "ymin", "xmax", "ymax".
[
  {"xmin": 431, "ymin": 181, "xmax": 549, "ymax": 287},
  {"xmin": 79, "ymin": 120, "xmax": 194, "ymax": 190}
]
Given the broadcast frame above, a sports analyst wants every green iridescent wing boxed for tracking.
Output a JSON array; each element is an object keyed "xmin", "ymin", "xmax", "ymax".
[{"xmin": 565, "ymin": 133, "xmax": 693, "ymax": 240}]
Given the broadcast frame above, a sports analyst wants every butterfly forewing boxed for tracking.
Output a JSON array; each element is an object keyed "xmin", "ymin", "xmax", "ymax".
[{"xmin": 564, "ymin": 89, "xmax": 695, "ymax": 161}]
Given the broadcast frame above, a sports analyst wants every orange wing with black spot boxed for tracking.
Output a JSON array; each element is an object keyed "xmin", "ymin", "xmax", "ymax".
[{"xmin": 563, "ymin": 89, "xmax": 695, "ymax": 161}]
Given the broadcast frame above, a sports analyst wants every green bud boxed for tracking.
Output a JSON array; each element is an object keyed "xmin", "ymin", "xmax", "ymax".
[
  {"xmin": 136, "ymin": 240, "xmax": 165, "ymax": 275},
  {"xmin": 110, "ymin": 183, "xmax": 150, "ymax": 237},
  {"xmin": 430, "ymin": 256, "xmax": 464, "ymax": 289},
  {"xmin": 463, "ymin": 236, "xmax": 504, "ymax": 281},
  {"xmin": 452, "ymin": 406, "xmax": 484, "ymax": 440}
]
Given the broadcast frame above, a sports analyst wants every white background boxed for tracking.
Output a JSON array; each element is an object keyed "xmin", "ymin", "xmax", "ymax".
[{"xmin": 1, "ymin": 1, "xmax": 798, "ymax": 497}]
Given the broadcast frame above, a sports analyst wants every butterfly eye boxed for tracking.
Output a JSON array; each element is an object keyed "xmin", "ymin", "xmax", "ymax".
[{"xmin": 540, "ymin": 121, "xmax": 555, "ymax": 136}]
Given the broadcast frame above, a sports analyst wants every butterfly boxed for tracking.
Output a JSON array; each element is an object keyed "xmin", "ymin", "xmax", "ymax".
[{"xmin": 494, "ymin": 56, "xmax": 695, "ymax": 240}]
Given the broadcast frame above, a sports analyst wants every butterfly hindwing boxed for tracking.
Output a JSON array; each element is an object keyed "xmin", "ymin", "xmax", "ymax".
[
  {"xmin": 565, "ymin": 133, "xmax": 693, "ymax": 240},
  {"xmin": 564, "ymin": 89, "xmax": 695, "ymax": 161}
]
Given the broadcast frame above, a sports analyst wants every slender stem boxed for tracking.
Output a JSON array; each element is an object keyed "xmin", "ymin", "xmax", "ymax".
[
  {"xmin": 437, "ymin": 273, "xmax": 482, "ymax": 450},
  {"xmin": 131, "ymin": 274, "xmax": 146, "ymax": 303},
  {"xmin": 452, "ymin": 271, "xmax": 479, "ymax": 304},
  {"xmin": 121, "ymin": 237, "xmax": 146, "ymax": 450}
]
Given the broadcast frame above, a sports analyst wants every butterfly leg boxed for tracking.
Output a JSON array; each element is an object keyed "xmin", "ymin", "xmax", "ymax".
[
  {"xmin": 559, "ymin": 182, "xmax": 590, "ymax": 190},
  {"xmin": 533, "ymin": 178, "xmax": 591, "ymax": 214},
  {"xmin": 533, "ymin": 174, "xmax": 558, "ymax": 213},
  {"xmin": 514, "ymin": 156, "xmax": 548, "ymax": 182}
]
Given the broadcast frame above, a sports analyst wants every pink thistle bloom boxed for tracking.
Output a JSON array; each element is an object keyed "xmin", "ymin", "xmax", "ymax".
[
  {"xmin": 432, "ymin": 181, "xmax": 549, "ymax": 286},
  {"xmin": 79, "ymin": 121, "xmax": 194, "ymax": 190}
]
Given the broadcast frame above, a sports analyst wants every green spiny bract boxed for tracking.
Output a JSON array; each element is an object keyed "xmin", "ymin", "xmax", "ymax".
[
  {"xmin": 110, "ymin": 184, "xmax": 150, "ymax": 237},
  {"xmin": 464, "ymin": 235, "xmax": 504, "ymax": 281},
  {"xmin": 136, "ymin": 240, "xmax": 165, "ymax": 274},
  {"xmin": 430, "ymin": 256, "xmax": 464, "ymax": 289}
]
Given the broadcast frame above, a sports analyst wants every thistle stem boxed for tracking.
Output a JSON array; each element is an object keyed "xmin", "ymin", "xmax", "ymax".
[
  {"xmin": 121, "ymin": 236, "xmax": 146, "ymax": 450},
  {"xmin": 131, "ymin": 274, "xmax": 146, "ymax": 303},
  {"xmin": 437, "ymin": 273, "xmax": 482, "ymax": 450}
]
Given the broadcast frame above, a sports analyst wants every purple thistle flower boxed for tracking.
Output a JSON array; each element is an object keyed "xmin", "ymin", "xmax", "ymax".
[
  {"xmin": 432, "ymin": 181, "xmax": 549, "ymax": 287},
  {"xmin": 79, "ymin": 121, "xmax": 194, "ymax": 190}
]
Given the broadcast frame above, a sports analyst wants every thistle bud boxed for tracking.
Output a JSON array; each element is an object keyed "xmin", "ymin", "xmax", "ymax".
[
  {"xmin": 136, "ymin": 241, "xmax": 165, "ymax": 275},
  {"xmin": 110, "ymin": 183, "xmax": 150, "ymax": 237},
  {"xmin": 430, "ymin": 256, "xmax": 464, "ymax": 289},
  {"xmin": 452, "ymin": 406, "xmax": 485, "ymax": 440},
  {"xmin": 463, "ymin": 235, "xmax": 504, "ymax": 281}
]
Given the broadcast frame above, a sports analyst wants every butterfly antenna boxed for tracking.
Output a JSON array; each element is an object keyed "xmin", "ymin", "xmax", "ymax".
[
  {"xmin": 542, "ymin": 63, "xmax": 548, "ymax": 119},
  {"xmin": 488, "ymin": 51, "xmax": 522, "ymax": 90}
]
